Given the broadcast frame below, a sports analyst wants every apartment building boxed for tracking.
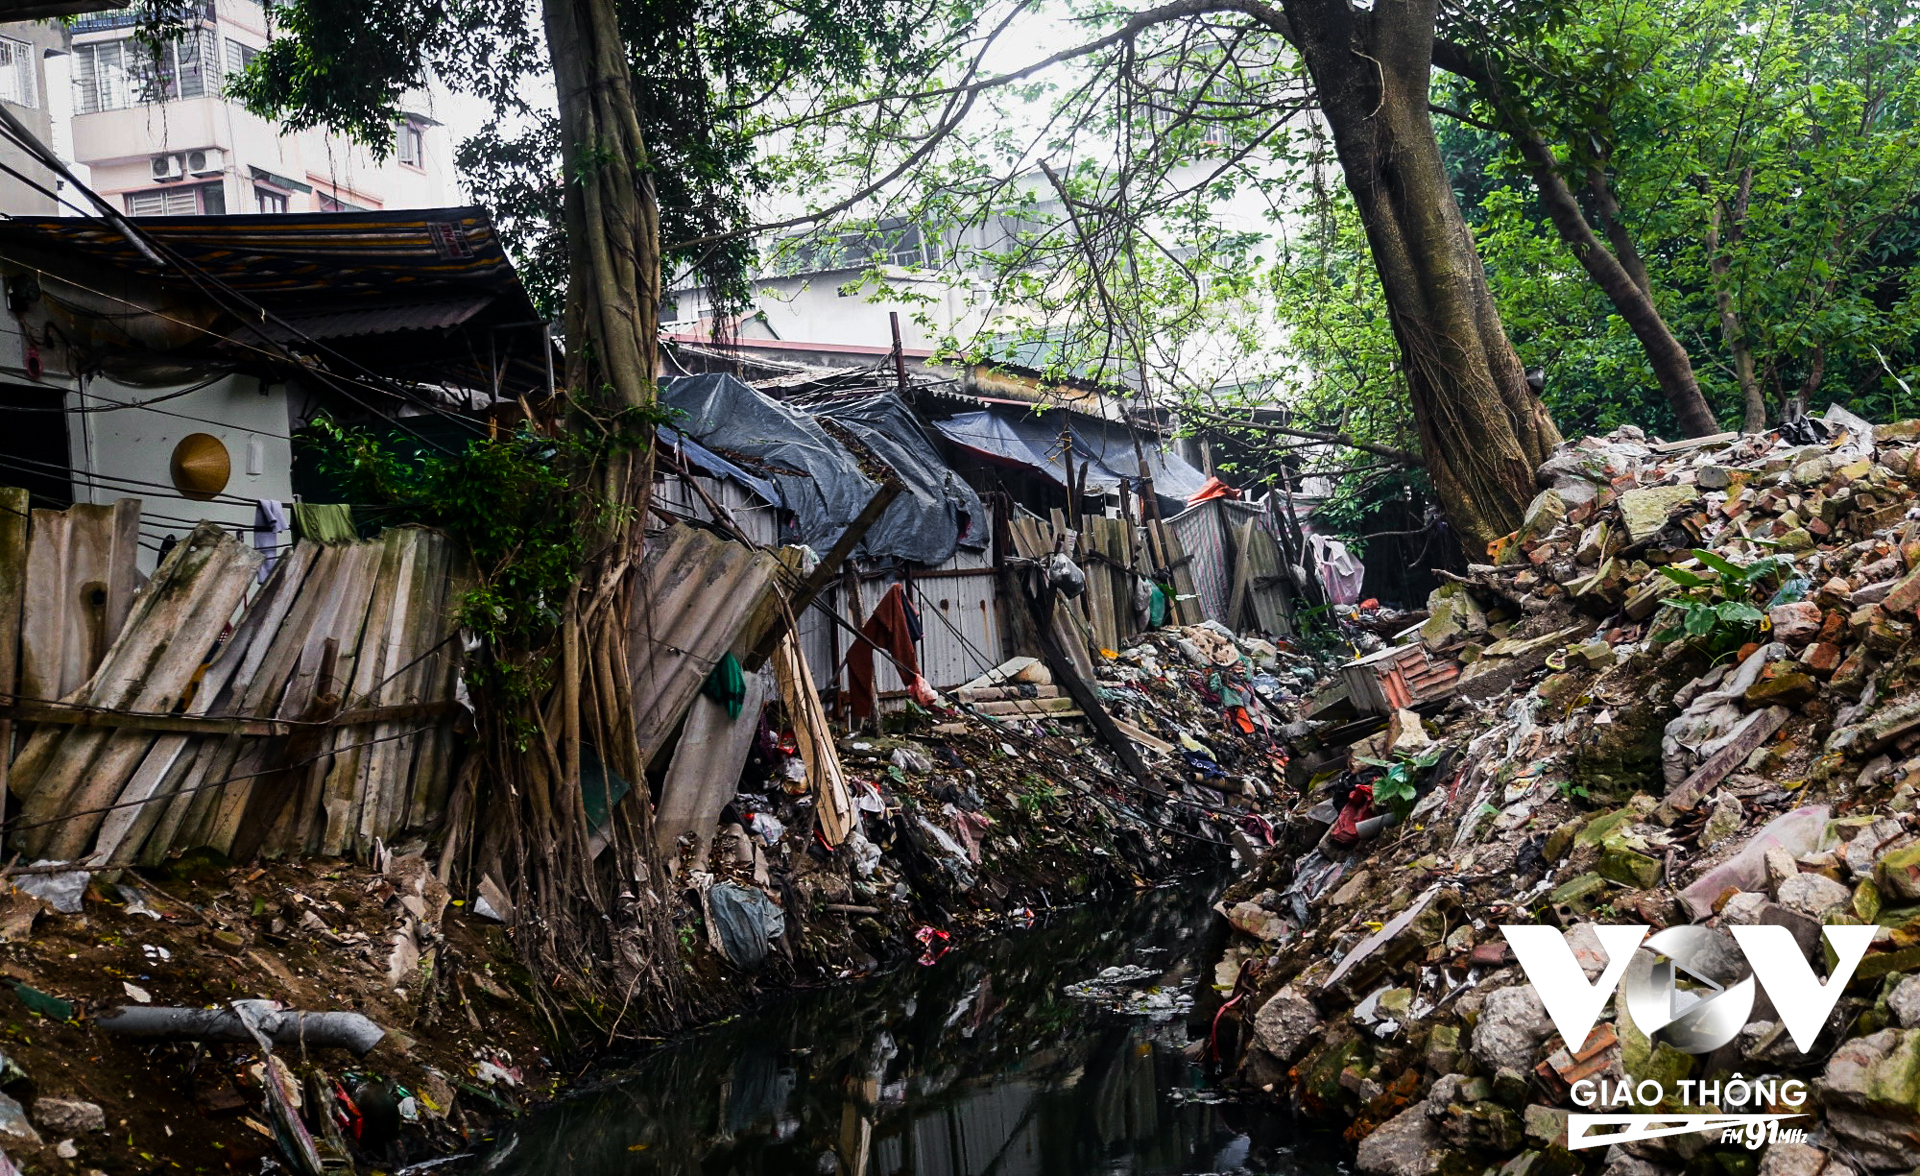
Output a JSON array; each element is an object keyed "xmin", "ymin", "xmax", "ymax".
[
  {"xmin": 0, "ymin": 18, "xmax": 74, "ymax": 215},
  {"xmin": 64, "ymin": 0, "xmax": 454, "ymax": 217}
]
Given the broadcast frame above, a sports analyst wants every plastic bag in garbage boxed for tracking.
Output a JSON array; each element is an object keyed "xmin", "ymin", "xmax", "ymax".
[
  {"xmin": 15, "ymin": 862, "xmax": 88, "ymax": 914},
  {"xmin": 706, "ymin": 882, "xmax": 785, "ymax": 970},
  {"xmin": 1046, "ymin": 552, "xmax": 1086, "ymax": 598},
  {"xmin": 746, "ymin": 812, "xmax": 786, "ymax": 845},
  {"xmin": 845, "ymin": 829, "xmax": 882, "ymax": 877}
]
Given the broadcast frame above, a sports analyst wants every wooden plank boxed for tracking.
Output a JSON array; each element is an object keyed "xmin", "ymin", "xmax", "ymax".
[
  {"xmin": 228, "ymin": 638, "xmax": 341, "ymax": 864},
  {"xmin": 281, "ymin": 541, "xmax": 386, "ymax": 854},
  {"xmin": 972, "ymin": 696, "xmax": 1079, "ymax": 716},
  {"xmin": 13, "ymin": 525, "xmax": 260, "ymax": 860},
  {"xmin": 1026, "ymin": 582, "xmax": 1163, "ymax": 797},
  {"xmin": 1225, "ymin": 519, "xmax": 1256, "ymax": 631},
  {"xmin": 369, "ymin": 528, "xmax": 439, "ymax": 843},
  {"xmin": 406, "ymin": 544, "xmax": 468, "ymax": 829},
  {"xmin": 321, "ymin": 528, "xmax": 409, "ymax": 856},
  {"xmin": 355, "ymin": 528, "xmax": 421, "ymax": 847},
  {"xmin": 1109, "ymin": 516, "xmax": 1133, "ymax": 643},
  {"xmin": 17, "ymin": 507, "xmax": 69, "ymax": 707},
  {"xmin": 148, "ymin": 543, "xmax": 345, "ymax": 860},
  {"xmin": 773, "ymin": 629, "xmax": 855, "ymax": 846},
  {"xmin": 1666, "ymin": 705, "xmax": 1789, "ymax": 812},
  {"xmin": 17, "ymin": 500, "xmax": 142, "ymax": 707},
  {"xmin": 0, "ymin": 703, "xmax": 286, "ymax": 737}
]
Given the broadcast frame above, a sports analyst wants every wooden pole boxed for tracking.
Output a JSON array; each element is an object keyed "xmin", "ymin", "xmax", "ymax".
[
  {"xmin": 742, "ymin": 481, "xmax": 903, "ymax": 671},
  {"xmin": 1027, "ymin": 580, "xmax": 1162, "ymax": 797},
  {"xmin": 889, "ymin": 312, "xmax": 909, "ymax": 395}
]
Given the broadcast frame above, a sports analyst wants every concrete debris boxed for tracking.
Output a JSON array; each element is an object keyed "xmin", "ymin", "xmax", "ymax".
[{"xmin": 1201, "ymin": 411, "xmax": 1920, "ymax": 1176}]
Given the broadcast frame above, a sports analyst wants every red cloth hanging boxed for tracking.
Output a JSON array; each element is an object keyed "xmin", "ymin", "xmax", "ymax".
[
  {"xmin": 1186, "ymin": 476, "xmax": 1241, "ymax": 504},
  {"xmin": 848, "ymin": 583, "xmax": 924, "ymax": 720}
]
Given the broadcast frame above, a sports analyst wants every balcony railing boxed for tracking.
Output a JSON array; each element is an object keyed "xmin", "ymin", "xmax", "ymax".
[{"xmin": 72, "ymin": 1, "xmax": 214, "ymax": 32}]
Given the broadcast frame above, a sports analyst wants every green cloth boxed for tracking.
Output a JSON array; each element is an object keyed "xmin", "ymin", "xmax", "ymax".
[
  {"xmin": 702, "ymin": 652, "xmax": 746, "ymax": 719},
  {"xmin": 292, "ymin": 502, "xmax": 357, "ymax": 545}
]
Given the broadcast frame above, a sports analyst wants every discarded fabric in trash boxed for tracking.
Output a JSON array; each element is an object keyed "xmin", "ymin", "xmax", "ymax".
[
  {"xmin": 1678, "ymin": 804, "xmax": 1834, "ymax": 917},
  {"xmin": 1662, "ymin": 643, "xmax": 1790, "ymax": 784},
  {"xmin": 915, "ymin": 926, "xmax": 951, "ymax": 966},
  {"xmin": 14, "ymin": 863, "xmax": 87, "ymax": 914},
  {"xmin": 746, "ymin": 812, "xmax": 786, "ymax": 846},
  {"xmin": 706, "ymin": 882, "xmax": 785, "ymax": 970}
]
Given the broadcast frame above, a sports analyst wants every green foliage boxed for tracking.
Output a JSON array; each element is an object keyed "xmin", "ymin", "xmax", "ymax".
[
  {"xmin": 1445, "ymin": 0, "xmax": 1920, "ymax": 432},
  {"xmin": 1015, "ymin": 773, "xmax": 1061, "ymax": 817},
  {"xmin": 1361, "ymin": 746, "xmax": 1444, "ymax": 822},
  {"xmin": 303, "ymin": 417, "xmax": 651, "ymax": 745},
  {"xmin": 1652, "ymin": 548, "xmax": 1790, "ymax": 653}
]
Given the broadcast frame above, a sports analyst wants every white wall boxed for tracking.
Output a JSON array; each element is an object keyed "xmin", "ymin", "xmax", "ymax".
[
  {"xmin": 69, "ymin": 372, "xmax": 293, "ymax": 572},
  {"xmin": 70, "ymin": 0, "xmax": 457, "ymax": 215}
]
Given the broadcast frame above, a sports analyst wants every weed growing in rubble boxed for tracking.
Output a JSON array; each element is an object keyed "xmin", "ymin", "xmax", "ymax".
[
  {"xmin": 1653, "ymin": 549, "xmax": 1791, "ymax": 655},
  {"xmin": 1015, "ymin": 775, "xmax": 1061, "ymax": 817},
  {"xmin": 1361, "ymin": 746, "xmax": 1445, "ymax": 820}
]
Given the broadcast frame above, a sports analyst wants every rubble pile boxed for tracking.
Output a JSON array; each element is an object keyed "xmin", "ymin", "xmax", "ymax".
[{"xmin": 1222, "ymin": 405, "xmax": 1920, "ymax": 1176}]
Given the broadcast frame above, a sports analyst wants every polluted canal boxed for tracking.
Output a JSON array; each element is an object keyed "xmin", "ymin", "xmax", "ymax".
[{"xmin": 456, "ymin": 879, "xmax": 1340, "ymax": 1176}]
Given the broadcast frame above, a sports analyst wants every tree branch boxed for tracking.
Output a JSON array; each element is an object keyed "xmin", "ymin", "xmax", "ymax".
[{"xmin": 1193, "ymin": 415, "xmax": 1423, "ymax": 467}]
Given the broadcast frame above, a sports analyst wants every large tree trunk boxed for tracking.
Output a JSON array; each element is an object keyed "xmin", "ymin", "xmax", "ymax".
[
  {"xmin": 1501, "ymin": 119, "xmax": 1720, "ymax": 439},
  {"xmin": 455, "ymin": 0, "xmax": 681, "ymax": 1038},
  {"xmin": 1277, "ymin": 0, "xmax": 1558, "ymax": 549}
]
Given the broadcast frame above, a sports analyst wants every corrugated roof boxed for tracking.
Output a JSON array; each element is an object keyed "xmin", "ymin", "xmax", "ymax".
[
  {"xmin": 0, "ymin": 208, "xmax": 553, "ymax": 396},
  {"xmin": 246, "ymin": 296, "xmax": 492, "ymax": 343},
  {"xmin": 629, "ymin": 524, "xmax": 782, "ymax": 762}
]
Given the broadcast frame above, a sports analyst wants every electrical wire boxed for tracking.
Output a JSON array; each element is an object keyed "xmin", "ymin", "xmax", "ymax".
[
  {"xmin": 0, "ymin": 373, "xmax": 300, "ymax": 442},
  {"xmin": 0, "ymin": 450, "xmax": 260, "ymax": 508}
]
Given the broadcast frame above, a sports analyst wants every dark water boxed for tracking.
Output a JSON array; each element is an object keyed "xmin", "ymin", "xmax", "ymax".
[{"xmin": 457, "ymin": 882, "xmax": 1345, "ymax": 1176}]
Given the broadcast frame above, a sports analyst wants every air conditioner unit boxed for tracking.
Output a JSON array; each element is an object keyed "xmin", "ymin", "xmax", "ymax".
[
  {"xmin": 149, "ymin": 154, "xmax": 184, "ymax": 182},
  {"xmin": 184, "ymin": 148, "xmax": 224, "ymax": 176}
]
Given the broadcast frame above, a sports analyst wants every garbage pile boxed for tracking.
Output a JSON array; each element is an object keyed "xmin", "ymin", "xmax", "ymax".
[
  {"xmin": 690, "ymin": 620, "xmax": 1334, "ymax": 978},
  {"xmin": 1222, "ymin": 405, "xmax": 1920, "ymax": 1176},
  {"xmin": 0, "ymin": 851, "xmax": 539, "ymax": 1174}
]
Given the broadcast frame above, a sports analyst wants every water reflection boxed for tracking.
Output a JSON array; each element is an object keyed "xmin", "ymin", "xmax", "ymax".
[{"xmin": 465, "ymin": 884, "xmax": 1342, "ymax": 1176}]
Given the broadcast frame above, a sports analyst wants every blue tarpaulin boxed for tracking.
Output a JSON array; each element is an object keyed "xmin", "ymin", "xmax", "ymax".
[
  {"xmin": 934, "ymin": 407, "xmax": 1211, "ymax": 512},
  {"xmin": 658, "ymin": 424, "xmax": 784, "ymax": 508}
]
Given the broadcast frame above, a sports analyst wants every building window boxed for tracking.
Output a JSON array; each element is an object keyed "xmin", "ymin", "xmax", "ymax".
[
  {"xmin": 396, "ymin": 120, "xmax": 424, "ymax": 167},
  {"xmin": 0, "ymin": 38, "xmax": 38, "ymax": 109},
  {"xmin": 223, "ymin": 37, "xmax": 257, "ymax": 78},
  {"xmin": 126, "ymin": 182, "xmax": 221, "ymax": 216},
  {"xmin": 318, "ymin": 192, "xmax": 367, "ymax": 212},
  {"xmin": 74, "ymin": 30, "xmax": 216, "ymax": 114},
  {"xmin": 254, "ymin": 187, "xmax": 288, "ymax": 214}
]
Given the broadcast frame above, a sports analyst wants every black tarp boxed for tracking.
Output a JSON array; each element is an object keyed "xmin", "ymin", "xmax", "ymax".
[
  {"xmin": 811, "ymin": 394, "xmax": 986, "ymax": 552},
  {"xmin": 660, "ymin": 374, "xmax": 980, "ymax": 565}
]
